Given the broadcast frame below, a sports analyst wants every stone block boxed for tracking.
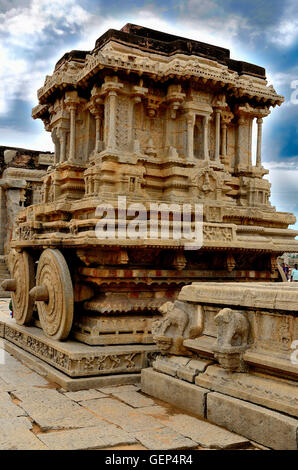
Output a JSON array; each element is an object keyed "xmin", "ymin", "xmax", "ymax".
[
  {"xmin": 73, "ymin": 314, "xmax": 158, "ymax": 345},
  {"xmin": 97, "ymin": 384, "xmax": 140, "ymax": 394},
  {"xmin": 4, "ymin": 150, "xmax": 17, "ymax": 164},
  {"xmin": 0, "ymin": 391, "xmax": 27, "ymax": 418},
  {"xmin": 63, "ymin": 389, "xmax": 107, "ymax": 402},
  {"xmin": 133, "ymin": 427, "xmax": 197, "ymax": 450},
  {"xmin": 109, "ymin": 389, "xmax": 155, "ymax": 407},
  {"xmin": 153, "ymin": 355, "xmax": 190, "ymax": 377},
  {"xmin": 36, "ymin": 425, "xmax": 136, "ymax": 450},
  {"xmin": 0, "ymin": 416, "xmax": 47, "ymax": 450},
  {"xmin": 207, "ymin": 392, "xmax": 298, "ymax": 450},
  {"xmin": 177, "ymin": 358, "xmax": 213, "ymax": 383},
  {"xmin": 135, "ymin": 405, "xmax": 171, "ymax": 417},
  {"xmin": 80, "ymin": 397, "xmax": 164, "ymax": 433},
  {"xmin": 13, "ymin": 388, "xmax": 103, "ymax": 431},
  {"xmin": 141, "ymin": 368, "xmax": 209, "ymax": 417},
  {"xmin": 164, "ymin": 414, "xmax": 250, "ymax": 449},
  {"xmin": 196, "ymin": 365, "xmax": 298, "ymax": 418}
]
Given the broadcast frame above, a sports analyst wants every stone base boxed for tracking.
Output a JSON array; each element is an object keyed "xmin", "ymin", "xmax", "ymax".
[
  {"xmin": 141, "ymin": 368, "xmax": 209, "ymax": 418},
  {"xmin": 2, "ymin": 339, "xmax": 141, "ymax": 391},
  {"xmin": 72, "ymin": 314, "xmax": 159, "ymax": 345},
  {"xmin": 196, "ymin": 364, "xmax": 298, "ymax": 418},
  {"xmin": 141, "ymin": 357, "xmax": 298, "ymax": 449},
  {"xmin": 0, "ymin": 317, "xmax": 158, "ymax": 378}
]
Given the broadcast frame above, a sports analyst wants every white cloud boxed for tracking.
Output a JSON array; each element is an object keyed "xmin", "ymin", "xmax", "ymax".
[
  {"xmin": 0, "ymin": 0, "xmax": 94, "ymax": 114},
  {"xmin": 0, "ymin": 125, "xmax": 53, "ymax": 151},
  {"xmin": 265, "ymin": 163, "xmax": 298, "ymax": 227},
  {"xmin": 266, "ymin": 157, "xmax": 298, "ymax": 171},
  {"xmin": 267, "ymin": 0, "xmax": 298, "ymax": 47}
]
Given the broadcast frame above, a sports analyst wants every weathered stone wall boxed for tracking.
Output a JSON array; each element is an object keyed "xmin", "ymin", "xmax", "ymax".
[{"xmin": 0, "ymin": 147, "xmax": 53, "ymax": 256}]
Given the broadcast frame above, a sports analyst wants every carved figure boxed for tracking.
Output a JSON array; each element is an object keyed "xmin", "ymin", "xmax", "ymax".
[
  {"xmin": 152, "ymin": 300, "xmax": 204, "ymax": 355},
  {"xmin": 157, "ymin": 301, "xmax": 189, "ymax": 336},
  {"xmin": 214, "ymin": 307, "xmax": 250, "ymax": 349},
  {"xmin": 213, "ymin": 307, "xmax": 251, "ymax": 372}
]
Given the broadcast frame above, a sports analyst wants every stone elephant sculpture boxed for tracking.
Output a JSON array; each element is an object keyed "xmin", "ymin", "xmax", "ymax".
[{"xmin": 214, "ymin": 307, "xmax": 250, "ymax": 350}]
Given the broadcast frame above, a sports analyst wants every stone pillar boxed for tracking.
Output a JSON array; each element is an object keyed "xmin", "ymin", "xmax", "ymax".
[
  {"xmin": 256, "ymin": 117, "xmax": 263, "ymax": 168},
  {"xmin": 106, "ymin": 91, "xmax": 117, "ymax": 151},
  {"xmin": 214, "ymin": 110, "xmax": 221, "ymax": 162},
  {"xmin": 58, "ymin": 129, "xmax": 67, "ymax": 163},
  {"xmin": 95, "ymin": 114, "xmax": 103, "ymax": 152},
  {"xmin": 51, "ymin": 128, "xmax": 60, "ymax": 165},
  {"xmin": 68, "ymin": 105, "xmax": 77, "ymax": 163},
  {"xmin": 186, "ymin": 114, "xmax": 195, "ymax": 161},
  {"xmin": 221, "ymin": 123, "xmax": 227, "ymax": 160},
  {"xmin": 0, "ymin": 187, "xmax": 7, "ymax": 255},
  {"xmin": 89, "ymin": 94, "xmax": 104, "ymax": 155},
  {"xmin": 203, "ymin": 115, "xmax": 210, "ymax": 161},
  {"xmin": 165, "ymin": 107, "xmax": 173, "ymax": 149},
  {"xmin": 65, "ymin": 91, "xmax": 80, "ymax": 164},
  {"xmin": 248, "ymin": 117, "xmax": 253, "ymax": 168},
  {"xmin": 4, "ymin": 182, "xmax": 26, "ymax": 253},
  {"xmin": 236, "ymin": 115, "xmax": 246, "ymax": 171}
]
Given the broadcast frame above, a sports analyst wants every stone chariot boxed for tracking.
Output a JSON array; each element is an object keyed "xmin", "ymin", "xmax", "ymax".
[{"xmin": 1, "ymin": 25, "xmax": 297, "ymax": 383}]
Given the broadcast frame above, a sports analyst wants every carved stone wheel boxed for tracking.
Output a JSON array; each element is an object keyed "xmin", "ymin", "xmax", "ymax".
[
  {"xmin": 9, "ymin": 250, "xmax": 35, "ymax": 325},
  {"xmin": 35, "ymin": 249, "xmax": 74, "ymax": 341}
]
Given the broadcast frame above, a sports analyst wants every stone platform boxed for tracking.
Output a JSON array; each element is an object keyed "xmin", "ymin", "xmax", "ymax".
[
  {"xmin": 72, "ymin": 313, "xmax": 159, "ymax": 345},
  {"xmin": 0, "ymin": 344, "xmax": 258, "ymax": 450},
  {"xmin": 0, "ymin": 317, "xmax": 158, "ymax": 380},
  {"xmin": 142, "ymin": 282, "xmax": 298, "ymax": 450},
  {"xmin": 142, "ymin": 363, "xmax": 298, "ymax": 450}
]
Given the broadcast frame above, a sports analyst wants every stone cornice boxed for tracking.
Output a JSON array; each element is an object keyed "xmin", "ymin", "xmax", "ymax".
[{"xmin": 35, "ymin": 40, "xmax": 284, "ymax": 108}]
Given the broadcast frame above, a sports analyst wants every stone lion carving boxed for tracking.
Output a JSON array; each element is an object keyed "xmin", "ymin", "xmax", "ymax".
[
  {"xmin": 152, "ymin": 300, "xmax": 204, "ymax": 356},
  {"xmin": 213, "ymin": 307, "xmax": 251, "ymax": 372}
]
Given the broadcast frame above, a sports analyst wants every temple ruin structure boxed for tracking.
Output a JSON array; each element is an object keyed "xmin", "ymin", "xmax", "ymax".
[
  {"xmin": 1, "ymin": 25, "xmax": 297, "ymax": 406},
  {"xmin": 0, "ymin": 146, "xmax": 53, "ymax": 296}
]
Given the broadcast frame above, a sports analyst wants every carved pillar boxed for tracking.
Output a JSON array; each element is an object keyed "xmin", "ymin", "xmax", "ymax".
[
  {"xmin": 0, "ymin": 187, "xmax": 6, "ymax": 255},
  {"xmin": 203, "ymin": 115, "xmax": 210, "ymax": 161},
  {"xmin": 256, "ymin": 117, "xmax": 263, "ymax": 168},
  {"xmin": 89, "ymin": 93, "xmax": 104, "ymax": 155},
  {"xmin": 186, "ymin": 114, "xmax": 195, "ymax": 161},
  {"xmin": 68, "ymin": 105, "xmax": 77, "ymax": 163},
  {"xmin": 51, "ymin": 128, "xmax": 60, "ymax": 165},
  {"xmin": 214, "ymin": 110, "xmax": 221, "ymax": 162},
  {"xmin": 221, "ymin": 123, "xmax": 227, "ymax": 160},
  {"xmin": 58, "ymin": 128, "xmax": 67, "ymax": 163},
  {"xmin": 220, "ymin": 111, "xmax": 233, "ymax": 165},
  {"xmin": 65, "ymin": 91, "xmax": 80, "ymax": 164},
  {"xmin": 236, "ymin": 115, "xmax": 246, "ymax": 171},
  {"xmin": 248, "ymin": 117, "xmax": 253, "ymax": 168},
  {"xmin": 106, "ymin": 91, "xmax": 117, "ymax": 151},
  {"xmin": 165, "ymin": 107, "xmax": 173, "ymax": 149},
  {"xmin": 95, "ymin": 113, "xmax": 103, "ymax": 152}
]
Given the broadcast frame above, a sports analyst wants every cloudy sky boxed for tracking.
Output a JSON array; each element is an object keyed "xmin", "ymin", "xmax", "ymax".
[{"xmin": 1, "ymin": 0, "xmax": 298, "ymax": 228}]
